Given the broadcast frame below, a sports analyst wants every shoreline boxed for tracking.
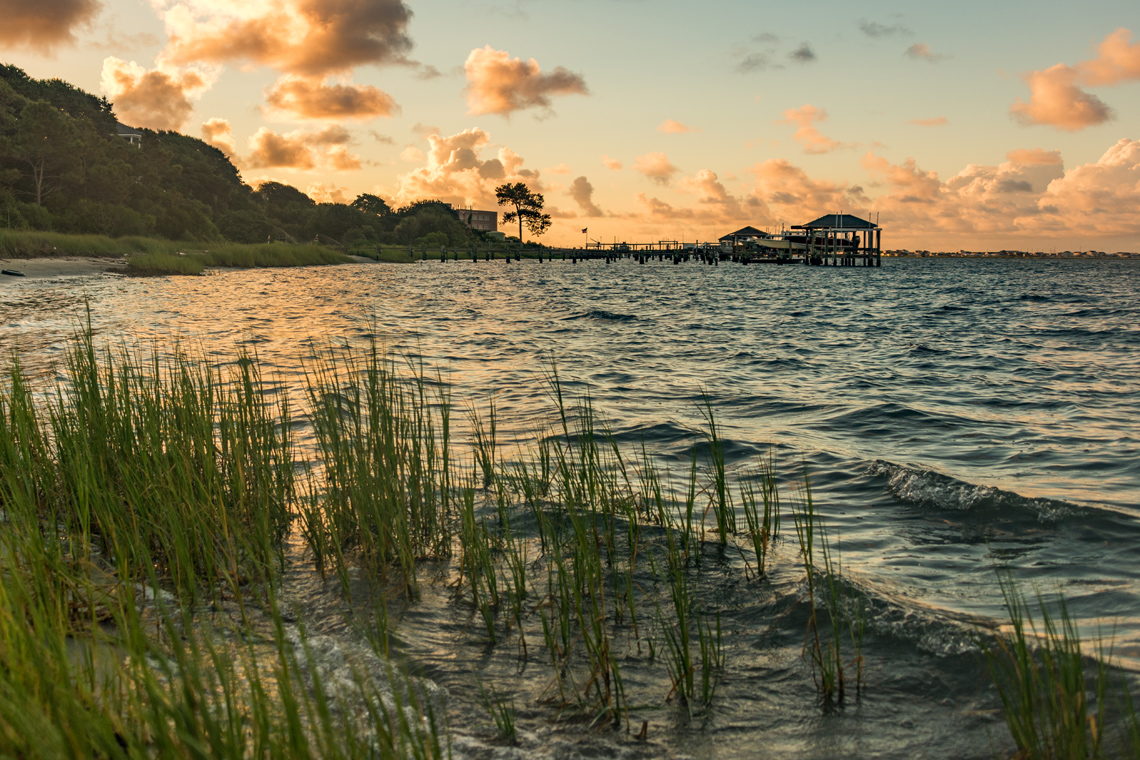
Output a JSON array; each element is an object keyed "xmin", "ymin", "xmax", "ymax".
[{"xmin": 0, "ymin": 255, "xmax": 127, "ymax": 279}]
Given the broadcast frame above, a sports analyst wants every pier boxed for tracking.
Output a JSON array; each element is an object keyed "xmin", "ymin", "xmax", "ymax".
[{"xmin": 416, "ymin": 213, "xmax": 883, "ymax": 267}]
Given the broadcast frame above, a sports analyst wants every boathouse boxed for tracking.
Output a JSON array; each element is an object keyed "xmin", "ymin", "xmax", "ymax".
[
  {"xmin": 790, "ymin": 213, "xmax": 881, "ymax": 267},
  {"xmin": 718, "ymin": 226, "xmax": 768, "ymax": 251}
]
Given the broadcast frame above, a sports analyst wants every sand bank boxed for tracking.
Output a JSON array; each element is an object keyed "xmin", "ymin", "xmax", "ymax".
[{"xmin": 0, "ymin": 256, "xmax": 126, "ymax": 280}]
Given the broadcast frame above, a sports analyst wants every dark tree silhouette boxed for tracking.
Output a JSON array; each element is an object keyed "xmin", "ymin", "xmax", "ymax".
[{"xmin": 495, "ymin": 182, "xmax": 551, "ymax": 241}]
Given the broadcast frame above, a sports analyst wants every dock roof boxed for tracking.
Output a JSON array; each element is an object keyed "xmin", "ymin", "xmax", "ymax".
[
  {"xmin": 793, "ymin": 214, "xmax": 878, "ymax": 230},
  {"xmin": 719, "ymin": 226, "xmax": 769, "ymax": 240}
]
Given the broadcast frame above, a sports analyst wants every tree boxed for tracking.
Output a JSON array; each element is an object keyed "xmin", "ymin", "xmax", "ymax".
[
  {"xmin": 351, "ymin": 193, "xmax": 391, "ymax": 218},
  {"xmin": 495, "ymin": 182, "xmax": 551, "ymax": 242},
  {"xmin": 11, "ymin": 101, "xmax": 80, "ymax": 206}
]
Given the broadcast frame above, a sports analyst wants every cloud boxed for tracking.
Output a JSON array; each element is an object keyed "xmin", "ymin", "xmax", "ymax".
[
  {"xmin": 905, "ymin": 43, "xmax": 946, "ymax": 62},
  {"xmin": 569, "ymin": 176, "xmax": 602, "ymax": 216},
  {"xmin": 1010, "ymin": 64, "xmax": 1112, "ymax": 131},
  {"xmin": 264, "ymin": 75, "xmax": 399, "ymax": 119},
  {"xmin": 783, "ymin": 105, "xmax": 849, "ymax": 154},
  {"xmin": 201, "ymin": 117, "xmax": 234, "ymax": 154},
  {"xmin": 859, "ymin": 20, "xmax": 910, "ymax": 38},
  {"xmin": 101, "ymin": 57, "xmax": 213, "ymax": 131},
  {"xmin": 634, "ymin": 152, "xmax": 680, "ymax": 185},
  {"xmin": 681, "ymin": 168, "xmax": 748, "ymax": 222},
  {"xmin": 736, "ymin": 52, "xmax": 776, "ymax": 73},
  {"xmin": 751, "ymin": 159, "xmax": 865, "ymax": 216},
  {"xmin": 463, "ymin": 46, "xmax": 588, "ymax": 116},
  {"xmin": 155, "ymin": 0, "xmax": 414, "ymax": 77},
  {"xmin": 245, "ymin": 125, "xmax": 359, "ymax": 170},
  {"xmin": 0, "ymin": 0, "xmax": 100, "ymax": 48},
  {"xmin": 393, "ymin": 127, "xmax": 539, "ymax": 208},
  {"xmin": 1036, "ymin": 138, "xmax": 1140, "ymax": 235},
  {"xmin": 1011, "ymin": 29, "xmax": 1138, "ymax": 132},
  {"xmin": 636, "ymin": 193, "xmax": 696, "ymax": 221},
  {"xmin": 789, "ymin": 44, "xmax": 816, "ymax": 63},
  {"xmin": 910, "ymin": 116, "xmax": 948, "ymax": 127},
  {"xmin": 1077, "ymin": 27, "xmax": 1140, "ymax": 86},
  {"xmin": 602, "ymin": 155, "xmax": 622, "ymax": 171},
  {"xmin": 658, "ymin": 119, "xmax": 697, "ymax": 134},
  {"xmin": 307, "ymin": 183, "xmax": 351, "ymax": 203}
]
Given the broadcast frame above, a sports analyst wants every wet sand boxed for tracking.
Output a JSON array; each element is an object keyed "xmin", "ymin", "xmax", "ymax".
[{"xmin": 0, "ymin": 256, "xmax": 126, "ymax": 280}]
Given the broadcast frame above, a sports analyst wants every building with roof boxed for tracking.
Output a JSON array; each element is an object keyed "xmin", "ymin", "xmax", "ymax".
[
  {"xmin": 790, "ymin": 213, "xmax": 881, "ymax": 266},
  {"xmin": 718, "ymin": 226, "xmax": 769, "ymax": 249},
  {"xmin": 453, "ymin": 208, "xmax": 498, "ymax": 232},
  {"xmin": 114, "ymin": 122, "xmax": 142, "ymax": 148}
]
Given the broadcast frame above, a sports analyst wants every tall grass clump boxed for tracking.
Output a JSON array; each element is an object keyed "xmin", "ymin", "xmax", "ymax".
[
  {"xmin": 0, "ymin": 342, "xmax": 448, "ymax": 758},
  {"xmin": 301, "ymin": 342, "xmax": 455, "ymax": 594},
  {"xmin": 125, "ymin": 251, "xmax": 206, "ymax": 275},
  {"xmin": 0, "ymin": 228, "xmax": 166, "ymax": 258},
  {"xmin": 987, "ymin": 577, "xmax": 1140, "ymax": 759},
  {"xmin": 203, "ymin": 242, "xmax": 351, "ymax": 268},
  {"xmin": 2, "ymin": 326, "xmax": 295, "ymax": 604},
  {"xmin": 792, "ymin": 478, "xmax": 864, "ymax": 707}
]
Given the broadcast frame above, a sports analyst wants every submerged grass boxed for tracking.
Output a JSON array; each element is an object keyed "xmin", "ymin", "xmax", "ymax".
[
  {"xmin": 2, "ymin": 325, "xmax": 1135, "ymax": 756},
  {"xmin": 987, "ymin": 577, "xmax": 1139, "ymax": 759}
]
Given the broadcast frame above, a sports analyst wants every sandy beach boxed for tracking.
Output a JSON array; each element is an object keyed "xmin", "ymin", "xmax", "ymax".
[{"xmin": 0, "ymin": 256, "xmax": 126, "ymax": 280}]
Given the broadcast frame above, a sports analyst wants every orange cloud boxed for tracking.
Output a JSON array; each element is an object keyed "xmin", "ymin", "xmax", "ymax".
[
  {"xmin": 264, "ymin": 75, "xmax": 398, "ymax": 119},
  {"xmin": 1011, "ymin": 64, "xmax": 1112, "ymax": 131},
  {"xmin": 201, "ymin": 117, "xmax": 234, "ymax": 154},
  {"xmin": 1037, "ymin": 138, "xmax": 1140, "ymax": 235},
  {"xmin": 1011, "ymin": 29, "xmax": 1139, "ymax": 132},
  {"xmin": 602, "ymin": 155, "xmax": 623, "ymax": 171},
  {"xmin": 0, "ymin": 0, "xmax": 100, "ymax": 48},
  {"xmin": 464, "ymin": 46, "xmax": 587, "ymax": 116},
  {"xmin": 394, "ymin": 127, "xmax": 539, "ymax": 208},
  {"xmin": 156, "ymin": 0, "xmax": 413, "ymax": 76},
  {"xmin": 634, "ymin": 152, "xmax": 680, "ymax": 185},
  {"xmin": 569, "ymin": 176, "xmax": 602, "ymax": 216},
  {"xmin": 658, "ymin": 119, "xmax": 696, "ymax": 134},
  {"xmin": 307, "ymin": 183, "xmax": 351, "ymax": 203},
  {"xmin": 1078, "ymin": 28, "xmax": 1140, "ymax": 86},
  {"xmin": 681, "ymin": 169, "xmax": 748, "ymax": 222},
  {"xmin": 782, "ymin": 104, "xmax": 849, "ymax": 154},
  {"xmin": 100, "ymin": 57, "xmax": 212, "ymax": 131},
  {"xmin": 245, "ymin": 125, "xmax": 359, "ymax": 170},
  {"xmin": 751, "ymin": 159, "xmax": 863, "ymax": 217}
]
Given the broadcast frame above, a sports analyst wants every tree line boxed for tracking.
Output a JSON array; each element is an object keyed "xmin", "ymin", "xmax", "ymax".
[{"xmin": 0, "ymin": 64, "xmax": 544, "ymax": 250}]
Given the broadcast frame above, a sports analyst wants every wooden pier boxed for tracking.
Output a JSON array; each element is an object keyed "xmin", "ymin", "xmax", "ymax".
[{"xmin": 408, "ymin": 213, "xmax": 882, "ymax": 268}]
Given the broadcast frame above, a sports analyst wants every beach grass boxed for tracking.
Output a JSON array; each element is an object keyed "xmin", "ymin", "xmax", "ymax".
[
  {"xmin": 3, "ymin": 326, "xmax": 1136, "ymax": 755},
  {"xmin": 987, "ymin": 577, "xmax": 1140, "ymax": 759}
]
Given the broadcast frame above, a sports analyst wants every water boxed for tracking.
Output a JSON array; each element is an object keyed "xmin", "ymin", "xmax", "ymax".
[{"xmin": 2, "ymin": 256, "xmax": 1138, "ymax": 757}]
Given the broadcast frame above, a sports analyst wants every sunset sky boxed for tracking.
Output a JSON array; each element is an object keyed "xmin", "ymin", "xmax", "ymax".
[{"xmin": 2, "ymin": 0, "xmax": 1138, "ymax": 250}]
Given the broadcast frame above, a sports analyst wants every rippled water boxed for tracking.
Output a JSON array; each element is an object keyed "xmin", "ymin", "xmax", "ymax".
[{"xmin": 3, "ymin": 256, "xmax": 1138, "ymax": 758}]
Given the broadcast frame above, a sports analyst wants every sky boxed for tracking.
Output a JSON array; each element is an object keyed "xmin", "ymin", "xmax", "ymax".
[{"xmin": 1, "ymin": 0, "xmax": 1138, "ymax": 250}]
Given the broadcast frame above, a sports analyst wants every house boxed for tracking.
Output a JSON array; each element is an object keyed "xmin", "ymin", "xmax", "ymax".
[
  {"xmin": 453, "ymin": 207, "xmax": 498, "ymax": 232},
  {"xmin": 114, "ymin": 122, "xmax": 142, "ymax": 148}
]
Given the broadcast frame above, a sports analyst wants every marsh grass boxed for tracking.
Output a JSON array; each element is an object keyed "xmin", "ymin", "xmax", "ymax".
[
  {"xmin": 987, "ymin": 577, "xmax": 1140, "ymax": 759},
  {"xmin": 0, "ymin": 228, "xmax": 173, "ymax": 258},
  {"xmin": 0, "ymin": 329, "xmax": 411, "ymax": 754},
  {"xmin": 792, "ymin": 478, "xmax": 864, "ymax": 707},
  {"xmin": 125, "ymin": 251, "xmax": 207, "ymax": 275},
  {"xmin": 6, "ymin": 326, "xmax": 1135, "ymax": 755}
]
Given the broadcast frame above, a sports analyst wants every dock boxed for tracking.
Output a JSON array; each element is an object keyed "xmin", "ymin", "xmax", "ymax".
[{"xmin": 418, "ymin": 212, "xmax": 883, "ymax": 268}]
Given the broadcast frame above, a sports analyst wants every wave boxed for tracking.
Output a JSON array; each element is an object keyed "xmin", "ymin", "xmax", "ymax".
[
  {"xmin": 868, "ymin": 460, "xmax": 1075, "ymax": 521},
  {"xmin": 563, "ymin": 309, "xmax": 639, "ymax": 322}
]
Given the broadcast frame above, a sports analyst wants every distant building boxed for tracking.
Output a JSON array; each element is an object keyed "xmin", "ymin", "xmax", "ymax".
[
  {"xmin": 114, "ymin": 122, "xmax": 142, "ymax": 148},
  {"xmin": 453, "ymin": 208, "xmax": 497, "ymax": 232},
  {"xmin": 718, "ymin": 226, "xmax": 769, "ymax": 248}
]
